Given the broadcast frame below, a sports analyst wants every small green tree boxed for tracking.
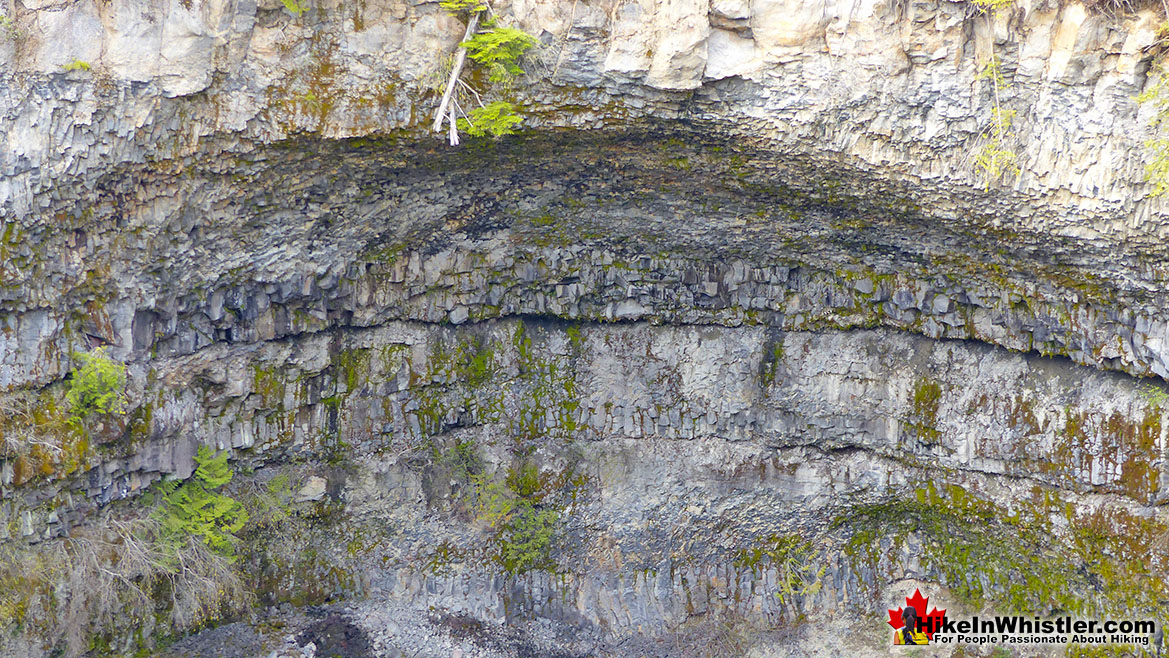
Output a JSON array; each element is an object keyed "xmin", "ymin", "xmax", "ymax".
[
  {"xmin": 66, "ymin": 348, "xmax": 126, "ymax": 423},
  {"xmin": 475, "ymin": 463, "xmax": 558, "ymax": 574},
  {"xmin": 156, "ymin": 446, "xmax": 248, "ymax": 560},
  {"xmin": 771, "ymin": 536, "xmax": 827, "ymax": 606},
  {"xmin": 498, "ymin": 505, "xmax": 557, "ymax": 574}
]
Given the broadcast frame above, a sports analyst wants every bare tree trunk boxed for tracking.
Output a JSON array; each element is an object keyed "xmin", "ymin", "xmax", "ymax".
[
  {"xmin": 449, "ymin": 103, "xmax": 459, "ymax": 146},
  {"xmin": 433, "ymin": 11, "xmax": 481, "ymax": 134}
]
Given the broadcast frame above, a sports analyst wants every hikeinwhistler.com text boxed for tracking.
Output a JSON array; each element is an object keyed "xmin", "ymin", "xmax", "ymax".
[{"xmin": 923, "ymin": 615, "xmax": 1156, "ymax": 646}]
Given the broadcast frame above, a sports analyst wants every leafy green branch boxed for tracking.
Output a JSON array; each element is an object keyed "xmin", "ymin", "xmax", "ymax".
[
  {"xmin": 457, "ymin": 100, "xmax": 522, "ymax": 138},
  {"xmin": 964, "ymin": 1, "xmax": 1022, "ymax": 189},
  {"xmin": 462, "ymin": 27, "xmax": 537, "ymax": 83},
  {"xmin": 61, "ymin": 58, "xmax": 91, "ymax": 72}
]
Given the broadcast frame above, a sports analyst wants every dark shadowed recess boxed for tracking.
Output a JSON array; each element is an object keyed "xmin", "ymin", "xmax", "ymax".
[{"xmin": 43, "ymin": 121, "xmax": 1169, "ymax": 313}]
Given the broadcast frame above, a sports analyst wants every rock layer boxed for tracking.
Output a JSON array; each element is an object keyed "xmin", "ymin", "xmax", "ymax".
[
  {"xmin": 1, "ymin": 135, "xmax": 1167, "ymax": 656},
  {"xmin": 2, "ymin": 0, "xmax": 1168, "ymax": 232}
]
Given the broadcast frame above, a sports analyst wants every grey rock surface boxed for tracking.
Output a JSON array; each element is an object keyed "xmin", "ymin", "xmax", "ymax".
[{"xmin": 1, "ymin": 0, "xmax": 1168, "ymax": 234}]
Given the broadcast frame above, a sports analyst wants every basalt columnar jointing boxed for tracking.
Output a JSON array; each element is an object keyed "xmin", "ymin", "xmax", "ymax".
[
  {"xmin": 3, "ymin": 0, "xmax": 1169, "ymax": 655},
  {"xmin": 1, "ymin": 130, "xmax": 1167, "ymax": 655}
]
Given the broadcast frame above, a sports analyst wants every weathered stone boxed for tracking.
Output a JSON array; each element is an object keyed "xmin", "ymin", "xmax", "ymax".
[{"xmin": 295, "ymin": 476, "xmax": 328, "ymax": 503}]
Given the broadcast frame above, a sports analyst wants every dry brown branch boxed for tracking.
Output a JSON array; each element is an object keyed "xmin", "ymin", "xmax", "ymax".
[{"xmin": 2, "ymin": 513, "xmax": 251, "ymax": 657}]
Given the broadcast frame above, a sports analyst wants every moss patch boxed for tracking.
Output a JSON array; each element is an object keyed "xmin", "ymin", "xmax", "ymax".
[
  {"xmin": 907, "ymin": 377, "xmax": 943, "ymax": 443},
  {"xmin": 835, "ymin": 482, "xmax": 1169, "ymax": 622}
]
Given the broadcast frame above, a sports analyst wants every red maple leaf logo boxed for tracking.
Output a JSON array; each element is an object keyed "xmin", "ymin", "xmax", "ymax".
[{"xmin": 887, "ymin": 589, "xmax": 947, "ymax": 640}]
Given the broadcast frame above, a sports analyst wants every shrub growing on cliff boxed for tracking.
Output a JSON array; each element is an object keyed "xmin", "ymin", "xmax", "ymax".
[
  {"xmin": 0, "ymin": 14, "xmax": 21, "ymax": 42},
  {"xmin": 461, "ymin": 26, "xmax": 537, "ymax": 83},
  {"xmin": 733, "ymin": 533, "xmax": 826, "ymax": 610},
  {"xmin": 241, "ymin": 473, "xmax": 295, "ymax": 531},
  {"xmin": 498, "ymin": 505, "xmax": 557, "ymax": 573},
  {"xmin": 1138, "ymin": 61, "xmax": 1169, "ymax": 197},
  {"xmin": 0, "ymin": 515, "xmax": 249, "ymax": 657},
  {"xmin": 66, "ymin": 347, "xmax": 126, "ymax": 424},
  {"xmin": 155, "ymin": 446, "xmax": 249, "ymax": 560},
  {"xmin": 771, "ymin": 536, "xmax": 827, "ymax": 605},
  {"xmin": 281, "ymin": 0, "xmax": 308, "ymax": 16},
  {"xmin": 475, "ymin": 463, "xmax": 559, "ymax": 574}
]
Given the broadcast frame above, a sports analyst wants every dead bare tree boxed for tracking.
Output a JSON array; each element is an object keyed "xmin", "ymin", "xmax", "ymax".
[{"xmin": 433, "ymin": 9, "xmax": 483, "ymax": 144}]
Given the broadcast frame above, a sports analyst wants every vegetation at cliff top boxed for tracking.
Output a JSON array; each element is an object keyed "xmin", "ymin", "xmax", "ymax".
[
  {"xmin": 970, "ymin": 0, "xmax": 1015, "ymax": 13},
  {"xmin": 440, "ymin": 0, "xmax": 487, "ymax": 13},
  {"xmin": 432, "ymin": 2, "xmax": 538, "ymax": 144},
  {"xmin": 964, "ymin": 0, "xmax": 1023, "ymax": 190}
]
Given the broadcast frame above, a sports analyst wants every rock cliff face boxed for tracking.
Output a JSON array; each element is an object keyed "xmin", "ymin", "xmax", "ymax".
[
  {"xmin": 2, "ymin": 1, "xmax": 1169, "ymax": 657},
  {"xmin": 4, "ymin": 0, "xmax": 1169, "ymax": 228}
]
